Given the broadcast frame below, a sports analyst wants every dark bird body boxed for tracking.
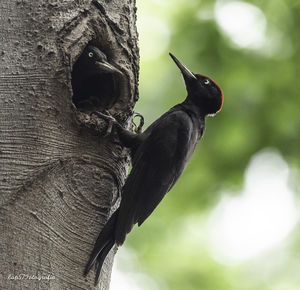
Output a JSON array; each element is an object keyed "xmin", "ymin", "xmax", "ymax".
[
  {"xmin": 116, "ymin": 103, "xmax": 204, "ymax": 244},
  {"xmin": 84, "ymin": 52, "xmax": 223, "ymax": 284},
  {"xmin": 72, "ymin": 46, "xmax": 122, "ymax": 111}
]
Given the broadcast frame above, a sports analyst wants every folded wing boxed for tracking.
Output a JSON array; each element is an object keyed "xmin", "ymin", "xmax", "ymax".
[{"xmin": 114, "ymin": 109, "xmax": 195, "ymax": 244}]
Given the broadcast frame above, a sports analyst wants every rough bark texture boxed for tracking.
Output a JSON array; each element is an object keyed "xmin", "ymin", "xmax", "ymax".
[{"xmin": 0, "ymin": 0, "xmax": 139, "ymax": 289}]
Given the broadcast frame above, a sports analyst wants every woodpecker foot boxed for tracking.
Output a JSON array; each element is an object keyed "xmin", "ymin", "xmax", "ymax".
[
  {"xmin": 91, "ymin": 111, "xmax": 143, "ymax": 153},
  {"xmin": 133, "ymin": 112, "xmax": 144, "ymax": 134},
  {"xmin": 91, "ymin": 110, "xmax": 119, "ymax": 137}
]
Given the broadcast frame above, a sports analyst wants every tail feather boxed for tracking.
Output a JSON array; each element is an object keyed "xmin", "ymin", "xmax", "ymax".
[
  {"xmin": 84, "ymin": 210, "xmax": 119, "ymax": 278},
  {"xmin": 94, "ymin": 239, "xmax": 115, "ymax": 285}
]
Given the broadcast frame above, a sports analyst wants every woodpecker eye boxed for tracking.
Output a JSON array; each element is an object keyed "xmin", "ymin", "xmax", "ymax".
[
  {"xmin": 88, "ymin": 52, "xmax": 94, "ymax": 58},
  {"xmin": 204, "ymin": 79, "xmax": 210, "ymax": 85}
]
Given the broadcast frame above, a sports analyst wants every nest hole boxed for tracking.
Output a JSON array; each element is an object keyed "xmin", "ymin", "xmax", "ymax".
[{"xmin": 71, "ymin": 46, "xmax": 121, "ymax": 111}]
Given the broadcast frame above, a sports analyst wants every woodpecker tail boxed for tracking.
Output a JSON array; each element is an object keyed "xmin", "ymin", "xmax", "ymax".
[{"xmin": 84, "ymin": 210, "xmax": 119, "ymax": 284}]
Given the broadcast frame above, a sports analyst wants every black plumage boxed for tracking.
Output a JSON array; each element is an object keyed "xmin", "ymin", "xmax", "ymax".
[
  {"xmin": 72, "ymin": 45, "xmax": 122, "ymax": 111},
  {"xmin": 84, "ymin": 53, "xmax": 223, "ymax": 284}
]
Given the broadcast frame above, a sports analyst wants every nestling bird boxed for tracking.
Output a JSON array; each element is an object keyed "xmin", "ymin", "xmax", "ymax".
[
  {"xmin": 72, "ymin": 45, "xmax": 123, "ymax": 111},
  {"xmin": 84, "ymin": 53, "xmax": 223, "ymax": 284}
]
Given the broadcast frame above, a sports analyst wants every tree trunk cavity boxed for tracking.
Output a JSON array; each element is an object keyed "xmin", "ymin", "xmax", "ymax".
[{"xmin": 0, "ymin": 0, "xmax": 139, "ymax": 289}]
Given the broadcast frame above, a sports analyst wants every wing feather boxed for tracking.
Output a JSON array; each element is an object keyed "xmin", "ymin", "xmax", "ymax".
[{"xmin": 115, "ymin": 109, "xmax": 196, "ymax": 244}]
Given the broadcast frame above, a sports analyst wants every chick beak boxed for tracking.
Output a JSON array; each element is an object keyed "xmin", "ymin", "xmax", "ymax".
[{"xmin": 95, "ymin": 61, "xmax": 122, "ymax": 75}]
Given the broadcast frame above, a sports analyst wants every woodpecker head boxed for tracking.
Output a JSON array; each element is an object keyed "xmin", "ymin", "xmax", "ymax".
[
  {"xmin": 76, "ymin": 45, "xmax": 122, "ymax": 75},
  {"xmin": 170, "ymin": 53, "xmax": 223, "ymax": 116}
]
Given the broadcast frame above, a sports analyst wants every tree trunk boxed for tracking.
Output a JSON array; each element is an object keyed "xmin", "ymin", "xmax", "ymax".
[{"xmin": 0, "ymin": 0, "xmax": 139, "ymax": 289}]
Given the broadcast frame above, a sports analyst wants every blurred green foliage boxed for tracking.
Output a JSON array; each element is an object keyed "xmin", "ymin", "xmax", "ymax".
[{"xmin": 119, "ymin": 0, "xmax": 300, "ymax": 289}]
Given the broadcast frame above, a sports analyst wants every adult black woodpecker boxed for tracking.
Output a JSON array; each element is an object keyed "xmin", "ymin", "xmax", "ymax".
[
  {"xmin": 84, "ymin": 53, "xmax": 223, "ymax": 284},
  {"xmin": 72, "ymin": 45, "xmax": 123, "ymax": 111}
]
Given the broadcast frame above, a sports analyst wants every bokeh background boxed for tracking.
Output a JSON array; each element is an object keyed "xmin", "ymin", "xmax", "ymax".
[{"xmin": 111, "ymin": 0, "xmax": 300, "ymax": 289}]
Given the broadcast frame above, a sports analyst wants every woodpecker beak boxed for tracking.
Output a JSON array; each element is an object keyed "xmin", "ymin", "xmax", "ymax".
[
  {"xmin": 169, "ymin": 53, "xmax": 197, "ymax": 81},
  {"xmin": 95, "ymin": 61, "xmax": 122, "ymax": 75}
]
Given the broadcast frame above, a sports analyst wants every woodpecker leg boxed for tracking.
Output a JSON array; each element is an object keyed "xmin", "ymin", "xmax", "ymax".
[
  {"xmin": 91, "ymin": 110, "xmax": 118, "ymax": 137},
  {"xmin": 90, "ymin": 111, "xmax": 143, "ymax": 151}
]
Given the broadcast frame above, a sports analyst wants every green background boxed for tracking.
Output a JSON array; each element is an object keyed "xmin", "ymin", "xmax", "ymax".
[{"xmin": 113, "ymin": 1, "xmax": 300, "ymax": 289}]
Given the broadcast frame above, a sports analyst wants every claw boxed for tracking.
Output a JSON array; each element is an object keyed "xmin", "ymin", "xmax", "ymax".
[
  {"xmin": 91, "ymin": 111, "xmax": 118, "ymax": 136},
  {"xmin": 133, "ymin": 112, "xmax": 144, "ymax": 134}
]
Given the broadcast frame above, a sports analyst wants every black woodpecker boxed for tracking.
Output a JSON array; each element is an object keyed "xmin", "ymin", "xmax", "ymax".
[
  {"xmin": 72, "ymin": 45, "xmax": 122, "ymax": 111},
  {"xmin": 84, "ymin": 53, "xmax": 224, "ymax": 284}
]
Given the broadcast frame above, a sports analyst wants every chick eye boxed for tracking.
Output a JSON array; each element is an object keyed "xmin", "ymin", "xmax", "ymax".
[
  {"xmin": 204, "ymin": 79, "xmax": 210, "ymax": 85},
  {"xmin": 88, "ymin": 52, "xmax": 94, "ymax": 58}
]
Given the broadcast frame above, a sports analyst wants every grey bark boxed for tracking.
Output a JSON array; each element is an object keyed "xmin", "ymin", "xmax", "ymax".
[{"xmin": 0, "ymin": 0, "xmax": 139, "ymax": 289}]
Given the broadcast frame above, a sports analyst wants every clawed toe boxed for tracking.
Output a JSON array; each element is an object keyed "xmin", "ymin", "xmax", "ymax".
[
  {"xmin": 90, "ymin": 110, "xmax": 119, "ymax": 136},
  {"xmin": 133, "ymin": 112, "xmax": 144, "ymax": 134}
]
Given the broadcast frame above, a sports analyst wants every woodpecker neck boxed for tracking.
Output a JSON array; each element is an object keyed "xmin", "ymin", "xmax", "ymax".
[
  {"xmin": 176, "ymin": 102, "xmax": 205, "ymax": 139},
  {"xmin": 181, "ymin": 98, "xmax": 206, "ymax": 118}
]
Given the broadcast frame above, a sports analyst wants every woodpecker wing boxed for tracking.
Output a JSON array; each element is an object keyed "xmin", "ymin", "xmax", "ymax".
[{"xmin": 115, "ymin": 107, "xmax": 200, "ymax": 244}]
